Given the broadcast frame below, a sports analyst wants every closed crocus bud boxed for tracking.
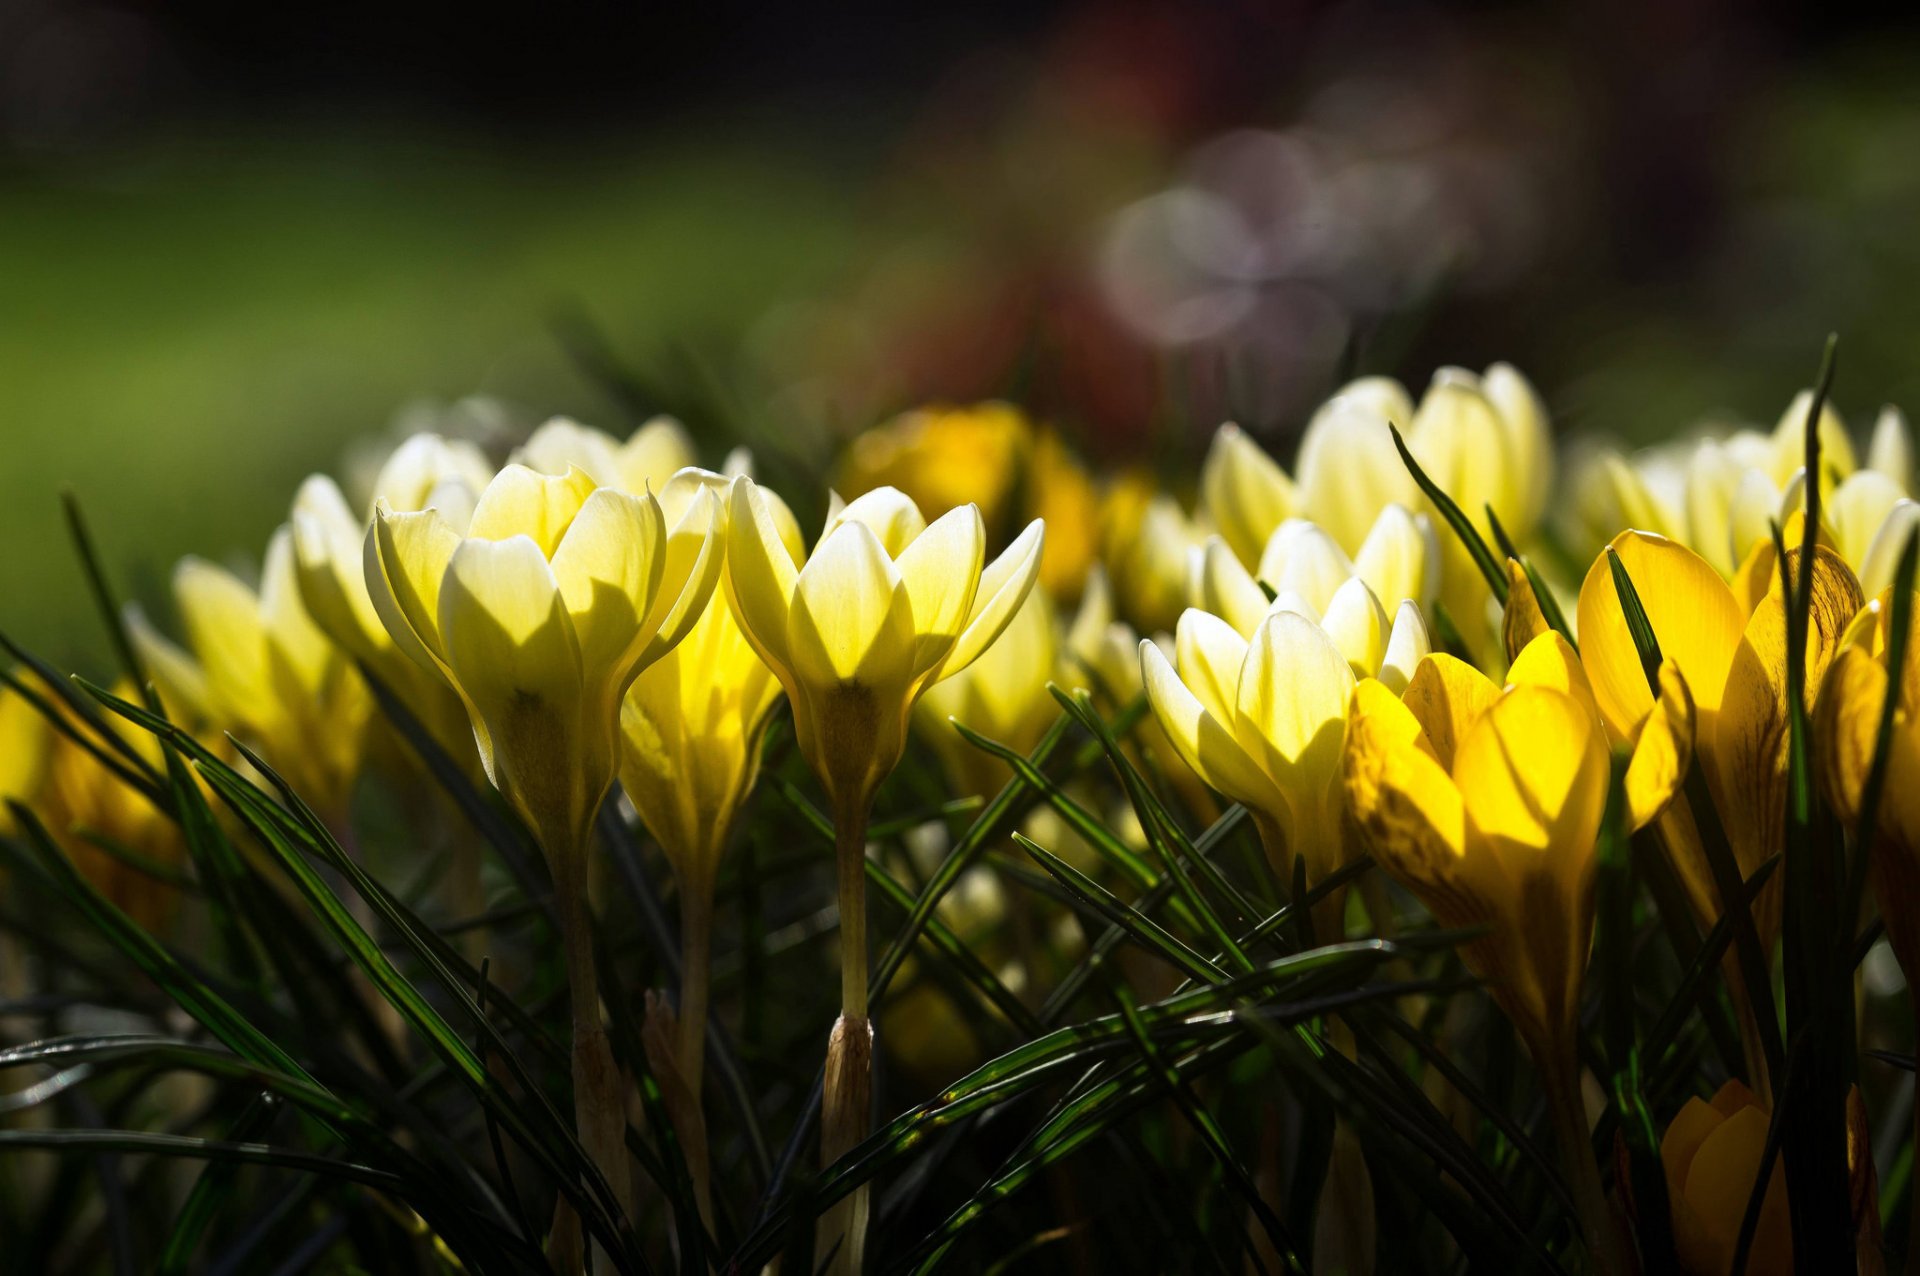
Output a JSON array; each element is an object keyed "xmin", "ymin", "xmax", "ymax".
[
  {"xmin": 292, "ymin": 433, "xmax": 492, "ymax": 768},
  {"xmin": 1199, "ymin": 422, "xmax": 1296, "ymax": 569},
  {"xmin": 1768, "ymin": 388, "xmax": 1856, "ymax": 488},
  {"xmin": 515, "ymin": 415, "xmax": 698, "ymax": 496},
  {"xmin": 1295, "ymin": 386, "xmax": 1417, "ymax": 558},
  {"xmin": 917, "ymin": 584, "xmax": 1061, "ymax": 803},
  {"xmin": 1100, "ymin": 476, "xmax": 1205, "ymax": 635},
  {"xmin": 1139, "ymin": 606, "xmax": 1359, "ymax": 921},
  {"xmin": 131, "ymin": 527, "xmax": 370, "ymax": 822},
  {"xmin": 1661, "ymin": 1081, "xmax": 1791, "ymax": 1276}
]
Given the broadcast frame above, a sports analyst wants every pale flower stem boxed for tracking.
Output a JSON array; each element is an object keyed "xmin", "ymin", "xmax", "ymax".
[
  {"xmin": 818, "ymin": 801, "xmax": 872, "ymax": 1275},
  {"xmin": 552, "ymin": 849, "xmax": 635, "ymax": 1234},
  {"xmin": 1539, "ymin": 1028, "xmax": 1626, "ymax": 1276},
  {"xmin": 677, "ymin": 884, "xmax": 713, "ymax": 1109}
]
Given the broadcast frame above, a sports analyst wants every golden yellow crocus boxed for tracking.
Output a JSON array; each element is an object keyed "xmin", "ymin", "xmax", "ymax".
[
  {"xmin": 1099, "ymin": 474, "xmax": 1206, "ymax": 635},
  {"xmin": 515, "ymin": 415, "xmax": 697, "ymax": 495},
  {"xmin": 838, "ymin": 402, "xmax": 1030, "ymax": 530},
  {"xmin": 130, "ymin": 527, "xmax": 370, "ymax": 823},
  {"xmin": 292, "ymin": 432, "xmax": 492, "ymax": 767},
  {"xmin": 365, "ymin": 459, "xmax": 725, "ymax": 1213},
  {"xmin": 1661, "ymin": 1080, "xmax": 1791, "ymax": 1276},
  {"xmin": 1341, "ymin": 632, "xmax": 1693, "ymax": 1276},
  {"xmin": 726, "ymin": 477, "xmax": 1042, "ymax": 1274},
  {"xmin": 1027, "ymin": 429, "xmax": 1101, "ymax": 603}
]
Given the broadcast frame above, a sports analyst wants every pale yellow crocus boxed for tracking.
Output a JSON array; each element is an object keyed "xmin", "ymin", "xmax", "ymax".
[
  {"xmin": 130, "ymin": 527, "xmax": 370, "ymax": 822},
  {"xmin": 514, "ymin": 415, "xmax": 698, "ymax": 495},
  {"xmin": 365, "ymin": 459, "xmax": 724, "ymax": 1215},
  {"xmin": 1099, "ymin": 473, "xmax": 1207, "ymax": 636},
  {"xmin": 1341, "ymin": 632, "xmax": 1693, "ymax": 1276},
  {"xmin": 725, "ymin": 478, "xmax": 1043, "ymax": 1276},
  {"xmin": 292, "ymin": 432, "xmax": 492, "ymax": 769}
]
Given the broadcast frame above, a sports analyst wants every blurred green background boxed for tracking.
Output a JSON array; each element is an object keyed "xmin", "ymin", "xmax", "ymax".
[{"xmin": 7, "ymin": 1, "xmax": 1920, "ymax": 656}]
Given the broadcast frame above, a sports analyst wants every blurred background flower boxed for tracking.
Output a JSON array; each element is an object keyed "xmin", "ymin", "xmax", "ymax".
[{"xmin": 9, "ymin": 0, "xmax": 1920, "ymax": 660}]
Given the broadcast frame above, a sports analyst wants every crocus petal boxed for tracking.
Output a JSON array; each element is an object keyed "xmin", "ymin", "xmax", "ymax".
[
  {"xmin": 1684, "ymin": 441, "xmax": 1741, "ymax": 578},
  {"xmin": 1319, "ymin": 578, "xmax": 1389, "ymax": 677},
  {"xmin": 1770, "ymin": 388, "xmax": 1856, "ymax": 485},
  {"xmin": 636, "ymin": 485, "xmax": 726, "ymax": 671},
  {"xmin": 1454, "ymin": 686, "xmax": 1609, "ymax": 895},
  {"xmin": 1625, "ymin": 661, "xmax": 1695, "ymax": 830},
  {"xmin": 1236, "ymin": 611, "xmax": 1354, "ymax": 795},
  {"xmin": 1342, "ymin": 678, "xmax": 1469, "ymax": 887},
  {"xmin": 616, "ymin": 417, "xmax": 698, "ymax": 493},
  {"xmin": 1174, "ymin": 608, "xmax": 1251, "ymax": 727},
  {"xmin": 724, "ymin": 477, "xmax": 803, "ymax": 674},
  {"xmin": 174, "ymin": 557, "xmax": 269, "ymax": 718},
  {"xmin": 125, "ymin": 604, "xmax": 212, "ymax": 721},
  {"xmin": 1296, "ymin": 394, "xmax": 1417, "ymax": 556},
  {"xmin": 1190, "ymin": 536, "xmax": 1269, "ymax": 637},
  {"xmin": 1379, "ymin": 602, "xmax": 1430, "ymax": 695},
  {"xmin": 1201, "ymin": 423, "xmax": 1296, "ymax": 567},
  {"xmin": 893, "ymin": 505, "xmax": 986, "ymax": 675},
  {"xmin": 1860, "ymin": 500, "xmax": 1920, "ymax": 598},
  {"xmin": 1576, "ymin": 530, "xmax": 1744, "ymax": 746},
  {"xmin": 1868, "ymin": 405, "xmax": 1913, "ymax": 492},
  {"xmin": 1352, "ymin": 504, "xmax": 1436, "ymax": 613},
  {"xmin": 1401, "ymin": 654, "xmax": 1500, "ymax": 770},
  {"xmin": 467, "ymin": 465, "xmax": 598, "ymax": 555},
  {"xmin": 1505, "ymin": 631, "xmax": 1599, "ymax": 723},
  {"xmin": 293, "ymin": 474, "xmax": 385, "ymax": 663},
  {"xmin": 549, "ymin": 486, "xmax": 666, "ymax": 679},
  {"xmin": 940, "ymin": 519, "xmax": 1045, "ymax": 680},
  {"xmin": 1501, "ymin": 559, "xmax": 1550, "ymax": 663},
  {"xmin": 1140, "ymin": 638, "xmax": 1281, "ymax": 813},
  {"xmin": 787, "ymin": 521, "xmax": 914, "ymax": 689},
  {"xmin": 515, "ymin": 418, "xmax": 625, "ymax": 489},
  {"xmin": 1829, "ymin": 471, "xmax": 1905, "ymax": 572},
  {"xmin": 1482, "ymin": 362, "xmax": 1553, "ymax": 535},
  {"xmin": 372, "ymin": 432, "xmax": 493, "ymax": 517},
  {"xmin": 438, "ymin": 535, "xmax": 583, "ymax": 788},
  {"xmin": 1256, "ymin": 520, "xmax": 1354, "ymax": 616},
  {"xmin": 829, "ymin": 486, "xmax": 927, "ymax": 557}
]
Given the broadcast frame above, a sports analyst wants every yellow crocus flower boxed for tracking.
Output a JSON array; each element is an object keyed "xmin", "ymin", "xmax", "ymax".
[
  {"xmin": 0, "ymin": 675, "xmax": 49, "ymax": 836},
  {"xmin": 515, "ymin": 415, "xmax": 697, "ymax": 495},
  {"xmin": 1661, "ymin": 1080, "xmax": 1791, "ymax": 1276},
  {"xmin": 916, "ymin": 583, "xmax": 1061, "ymax": 803},
  {"xmin": 1138, "ymin": 600, "xmax": 1376, "ymax": 909},
  {"xmin": 366, "ymin": 460, "xmax": 724, "ymax": 1213},
  {"xmin": 1188, "ymin": 515, "xmax": 1435, "ymax": 683},
  {"xmin": 1341, "ymin": 632, "xmax": 1692, "ymax": 1276},
  {"xmin": 292, "ymin": 432, "xmax": 493, "ymax": 769},
  {"xmin": 1099, "ymin": 474, "xmax": 1206, "ymax": 635},
  {"xmin": 726, "ymin": 477, "xmax": 1042, "ymax": 1275},
  {"xmin": 130, "ymin": 526, "xmax": 370, "ymax": 822},
  {"xmin": 1027, "ymin": 429, "xmax": 1101, "ymax": 603},
  {"xmin": 1200, "ymin": 422, "xmax": 1298, "ymax": 569},
  {"xmin": 838, "ymin": 402, "xmax": 1030, "ymax": 530}
]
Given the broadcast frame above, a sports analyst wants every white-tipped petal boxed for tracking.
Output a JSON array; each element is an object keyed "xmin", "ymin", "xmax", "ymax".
[
  {"xmin": 1379, "ymin": 601, "xmax": 1430, "ymax": 695},
  {"xmin": 1320, "ymin": 577, "xmax": 1390, "ymax": 677}
]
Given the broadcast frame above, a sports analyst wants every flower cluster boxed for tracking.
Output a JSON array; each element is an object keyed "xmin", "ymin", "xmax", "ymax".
[{"xmin": 10, "ymin": 367, "xmax": 1920, "ymax": 1275}]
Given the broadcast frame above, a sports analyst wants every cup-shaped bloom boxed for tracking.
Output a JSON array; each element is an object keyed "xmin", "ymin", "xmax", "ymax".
[
  {"xmin": 1819, "ymin": 590, "xmax": 1920, "ymax": 976},
  {"xmin": 292, "ymin": 433, "xmax": 493, "ymax": 765},
  {"xmin": 619, "ymin": 472, "xmax": 802, "ymax": 894},
  {"xmin": 1660, "ymin": 1080, "xmax": 1791, "ymax": 1276},
  {"xmin": 725, "ymin": 480, "xmax": 1044, "ymax": 816},
  {"xmin": 1340, "ymin": 633, "xmax": 1692, "ymax": 1046},
  {"xmin": 1577, "ymin": 529, "xmax": 1862, "ymax": 944},
  {"xmin": 515, "ymin": 415, "xmax": 697, "ymax": 495},
  {"xmin": 1099, "ymin": 474, "xmax": 1206, "ymax": 634},
  {"xmin": 916, "ymin": 584, "xmax": 1061, "ymax": 802},
  {"xmin": 131, "ymin": 527, "xmax": 370, "ymax": 818},
  {"xmin": 1139, "ymin": 606, "xmax": 1360, "ymax": 889},
  {"xmin": 365, "ymin": 463, "xmax": 724, "ymax": 857},
  {"xmin": 1189, "ymin": 512, "xmax": 1436, "ymax": 680}
]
